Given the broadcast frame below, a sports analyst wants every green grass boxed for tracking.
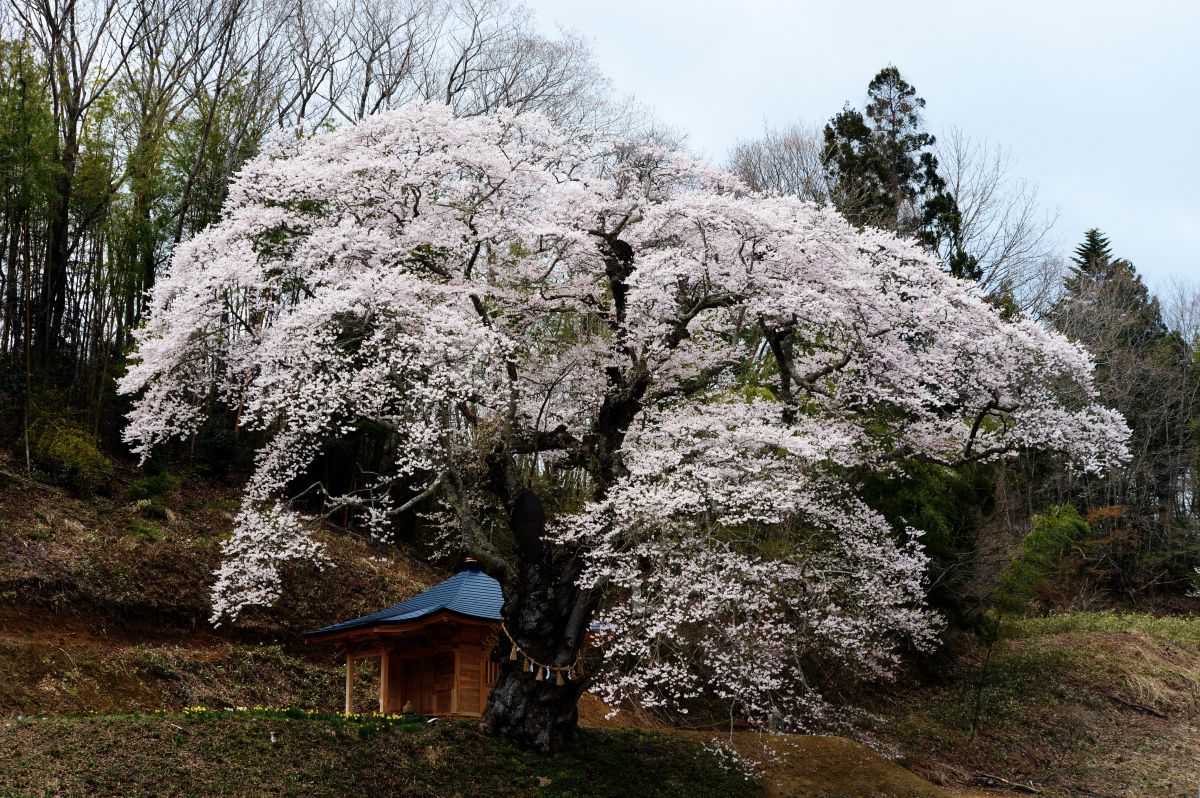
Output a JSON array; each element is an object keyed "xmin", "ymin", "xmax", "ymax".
[
  {"xmin": 899, "ymin": 645, "xmax": 1091, "ymax": 737},
  {"xmin": 0, "ymin": 712, "xmax": 760, "ymax": 798},
  {"xmin": 1004, "ymin": 610, "xmax": 1200, "ymax": 646},
  {"xmin": 883, "ymin": 642, "xmax": 1095, "ymax": 792},
  {"xmin": 123, "ymin": 518, "xmax": 166, "ymax": 542}
]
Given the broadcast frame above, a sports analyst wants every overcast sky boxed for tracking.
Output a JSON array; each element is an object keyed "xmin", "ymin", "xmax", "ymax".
[{"xmin": 528, "ymin": 0, "xmax": 1197, "ymax": 291}]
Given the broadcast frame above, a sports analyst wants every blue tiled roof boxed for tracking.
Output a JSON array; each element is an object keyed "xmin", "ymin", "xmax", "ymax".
[{"xmin": 305, "ymin": 565, "xmax": 503, "ymax": 637}]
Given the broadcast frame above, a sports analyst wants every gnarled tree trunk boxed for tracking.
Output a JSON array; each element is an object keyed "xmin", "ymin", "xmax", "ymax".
[{"xmin": 480, "ymin": 488, "xmax": 593, "ymax": 753}]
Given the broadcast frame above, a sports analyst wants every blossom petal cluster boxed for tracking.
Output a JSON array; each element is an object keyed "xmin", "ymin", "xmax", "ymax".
[{"xmin": 121, "ymin": 102, "xmax": 1128, "ymax": 727}]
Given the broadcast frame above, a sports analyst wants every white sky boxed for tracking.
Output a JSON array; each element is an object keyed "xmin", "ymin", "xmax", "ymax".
[{"xmin": 527, "ymin": 0, "xmax": 1199, "ymax": 290}]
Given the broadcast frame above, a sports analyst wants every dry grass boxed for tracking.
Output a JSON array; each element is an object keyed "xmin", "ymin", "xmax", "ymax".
[
  {"xmin": 0, "ymin": 466, "xmax": 445, "ymax": 719},
  {"xmin": 1007, "ymin": 611, "xmax": 1200, "ymax": 647},
  {"xmin": 0, "ymin": 606, "xmax": 344, "ymax": 715},
  {"xmin": 0, "ymin": 467, "xmax": 435, "ymax": 639},
  {"xmin": 876, "ymin": 615, "xmax": 1200, "ymax": 798}
]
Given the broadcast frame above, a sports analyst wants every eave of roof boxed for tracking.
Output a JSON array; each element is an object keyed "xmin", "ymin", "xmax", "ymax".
[{"xmin": 304, "ymin": 565, "xmax": 503, "ymax": 639}]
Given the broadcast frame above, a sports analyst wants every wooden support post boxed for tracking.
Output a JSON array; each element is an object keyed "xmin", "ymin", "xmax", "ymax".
[
  {"xmin": 451, "ymin": 648, "xmax": 460, "ymax": 715},
  {"xmin": 379, "ymin": 652, "xmax": 390, "ymax": 714},
  {"xmin": 344, "ymin": 654, "xmax": 355, "ymax": 714}
]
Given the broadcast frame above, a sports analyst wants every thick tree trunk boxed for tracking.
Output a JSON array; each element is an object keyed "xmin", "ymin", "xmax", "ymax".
[
  {"xmin": 480, "ymin": 489, "xmax": 592, "ymax": 754},
  {"xmin": 481, "ymin": 627, "xmax": 587, "ymax": 754}
]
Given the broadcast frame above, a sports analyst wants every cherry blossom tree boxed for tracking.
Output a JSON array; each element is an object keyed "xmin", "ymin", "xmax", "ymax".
[{"xmin": 120, "ymin": 103, "xmax": 1128, "ymax": 752}]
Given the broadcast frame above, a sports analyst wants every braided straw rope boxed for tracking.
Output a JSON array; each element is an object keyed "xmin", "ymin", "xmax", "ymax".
[{"xmin": 500, "ymin": 621, "xmax": 583, "ymax": 684}]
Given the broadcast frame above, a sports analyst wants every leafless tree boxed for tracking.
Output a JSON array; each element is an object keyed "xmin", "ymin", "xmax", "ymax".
[
  {"xmin": 1014, "ymin": 254, "xmax": 1067, "ymax": 321},
  {"xmin": 274, "ymin": 0, "xmax": 341, "ymax": 127},
  {"xmin": 271, "ymin": 0, "xmax": 617, "ymax": 133},
  {"xmin": 1161, "ymin": 278, "xmax": 1200, "ymax": 343},
  {"xmin": 429, "ymin": 1, "xmax": 612, "ymax": 129},
  {"xmin": 726, "ymin": 121, "xmax": 829, "ymax": 202},
  {"xmin": 338, "ymin": 0, "xmax": 433, "ymax": 122},
  {"xmin": 169, "ymin": 0, "xmax": 288, "ymax": 245},
  {"xmin": 936, "ymin": 127, "xmax": 1060, "ymax": 309}
]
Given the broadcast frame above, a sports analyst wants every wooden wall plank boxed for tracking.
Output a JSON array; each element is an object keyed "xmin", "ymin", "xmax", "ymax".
[{"xmin": 458, "ymin": 647, "xmax": 481, "ymax": 716}]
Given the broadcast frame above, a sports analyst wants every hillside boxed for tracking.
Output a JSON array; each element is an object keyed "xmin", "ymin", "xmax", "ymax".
[
  {"xmin": 0, "ymin": 459, "xmax": 432, "ymax": 715},
  {"xmin": 875, "ymin": 615, "xmax": 1200, "ymax": 797},
  {"xmin": 1, "ymin": 466, "xmax": 1197, "ymax": 797},
  {"xmin": 0, "ymin": 713, "xmax": 759, "ymax": 798}
]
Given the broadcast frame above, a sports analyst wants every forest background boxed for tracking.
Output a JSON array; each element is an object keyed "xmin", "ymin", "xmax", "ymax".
[{"xmin": 1, "ymin": 0, "xmax": 1197, "ymax": 650}]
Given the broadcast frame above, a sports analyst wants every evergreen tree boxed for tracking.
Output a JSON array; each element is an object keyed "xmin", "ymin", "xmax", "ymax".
[
  {"xmin": 923, "ymin": 189, "xmax": 980, "ymax": 281},
  {"xmin": 1072, "ymin": 227, "xmax": 1113, "ymax": 270},
  {"xmin": 1057, "ymin": 230, "xmax": 1165, "ymax": 352},
  {"xmin": 822, "ymin": 66, "xmax": 977, "ymax": 280},
  {"xmin": 1048, "ymin": 232, "xmax": 1200, "ymax": 592}
]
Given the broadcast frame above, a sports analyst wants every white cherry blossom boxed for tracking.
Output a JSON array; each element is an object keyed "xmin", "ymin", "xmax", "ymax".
[{"xmin": 122, "ymin": 102, "xmax": 1128, "ymax": 730}]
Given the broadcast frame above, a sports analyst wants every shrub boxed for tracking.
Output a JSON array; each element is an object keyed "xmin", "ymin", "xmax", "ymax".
[
  {"xmin": 29, "ymin": 417, "xmax": 113, "ymax": 497},
  {"xmin": 998, "ymin": 505, "xmax": 1090, "ymax": 611},
  {"xmin": 129, "ymin": 471, "xmax": 181, "ymax": 517},
  {"xmin": 129, "ymin": 472, "xmax": 181, "ymax": 499}
]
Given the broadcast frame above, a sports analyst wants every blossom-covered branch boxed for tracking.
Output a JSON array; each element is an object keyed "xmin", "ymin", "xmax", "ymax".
[{"xmin": 121, "ymin": 102, "xmax": 1128, "ymax": 737}]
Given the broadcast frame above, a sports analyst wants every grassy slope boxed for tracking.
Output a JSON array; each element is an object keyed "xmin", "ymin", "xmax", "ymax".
[
  {"xmin": 876, "ymin": 613, "xmax": 1200, "ymax": 798},
  {"xmin": 2, "ymin": 464, "xmax": 1198, "ymax": 796},
  {"xmin": 0, "ymin": 712, "xmax": 759, "ymax": 798},
  {"xmin": 0, "ymin": 464, "xmax": 435, "ymax": 715},
  {"xmin": 0, "ymin": 464, "xmax": 436, "ymax": 639}
]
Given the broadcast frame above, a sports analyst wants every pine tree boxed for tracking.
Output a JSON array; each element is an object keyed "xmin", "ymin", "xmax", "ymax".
[
  {"xmin": 1072, "ymin": 228, "xmax": 1113, "ymax": 270},
  {"xmin": 1058, "ymin": 231, "xmax": 1164, "ymax": 351},
  {"xmin": 822, "ymin": 66, "xmax": 977, "ymax": 280}
]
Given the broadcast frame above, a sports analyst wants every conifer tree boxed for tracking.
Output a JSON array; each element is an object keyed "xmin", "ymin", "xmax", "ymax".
[
  {"xmin": 1049, "ymin": 232, "xmax": 1199, "ymax": 591},
  {"xmin": 1072, "ymin": 228, "xmax": 1113, "ymax": 270},
  {"xmin": 822, "ymin": 66, "xmax": 977, "ymax": 280},
  {"xmin": 1058, "ymin": 231, "xmax": 1164, "ymax": 352}
]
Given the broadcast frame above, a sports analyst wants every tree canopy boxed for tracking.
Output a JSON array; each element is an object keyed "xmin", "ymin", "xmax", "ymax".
[
  {"xmin": 821, "ymin": 67, "xmax": 977, "ymax": 279},
  {"xmin": 120, "ymin": 104, "xmax": 1128, "ymax": 749}
]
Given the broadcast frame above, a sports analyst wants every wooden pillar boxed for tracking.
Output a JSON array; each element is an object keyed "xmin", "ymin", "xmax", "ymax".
[
  {"xmin": 479, "ymin": 648, "xmax": 488, "ymax": 715},
  {"xmin": 451, "ymin": 648, "xmax": 460, "ymax": 715},
  {"xmin": 379, "ymin": 652, "xmax": 390, "ymax": 714},
  {"xmin": 344, "ymin": 654, "xmax": 355, "ymax": 714}
]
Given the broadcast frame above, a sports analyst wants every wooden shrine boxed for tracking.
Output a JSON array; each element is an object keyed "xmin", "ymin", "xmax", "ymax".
[{"xmin": 305, "ymin": 560, "xmax": 503, "ymax": 717}]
